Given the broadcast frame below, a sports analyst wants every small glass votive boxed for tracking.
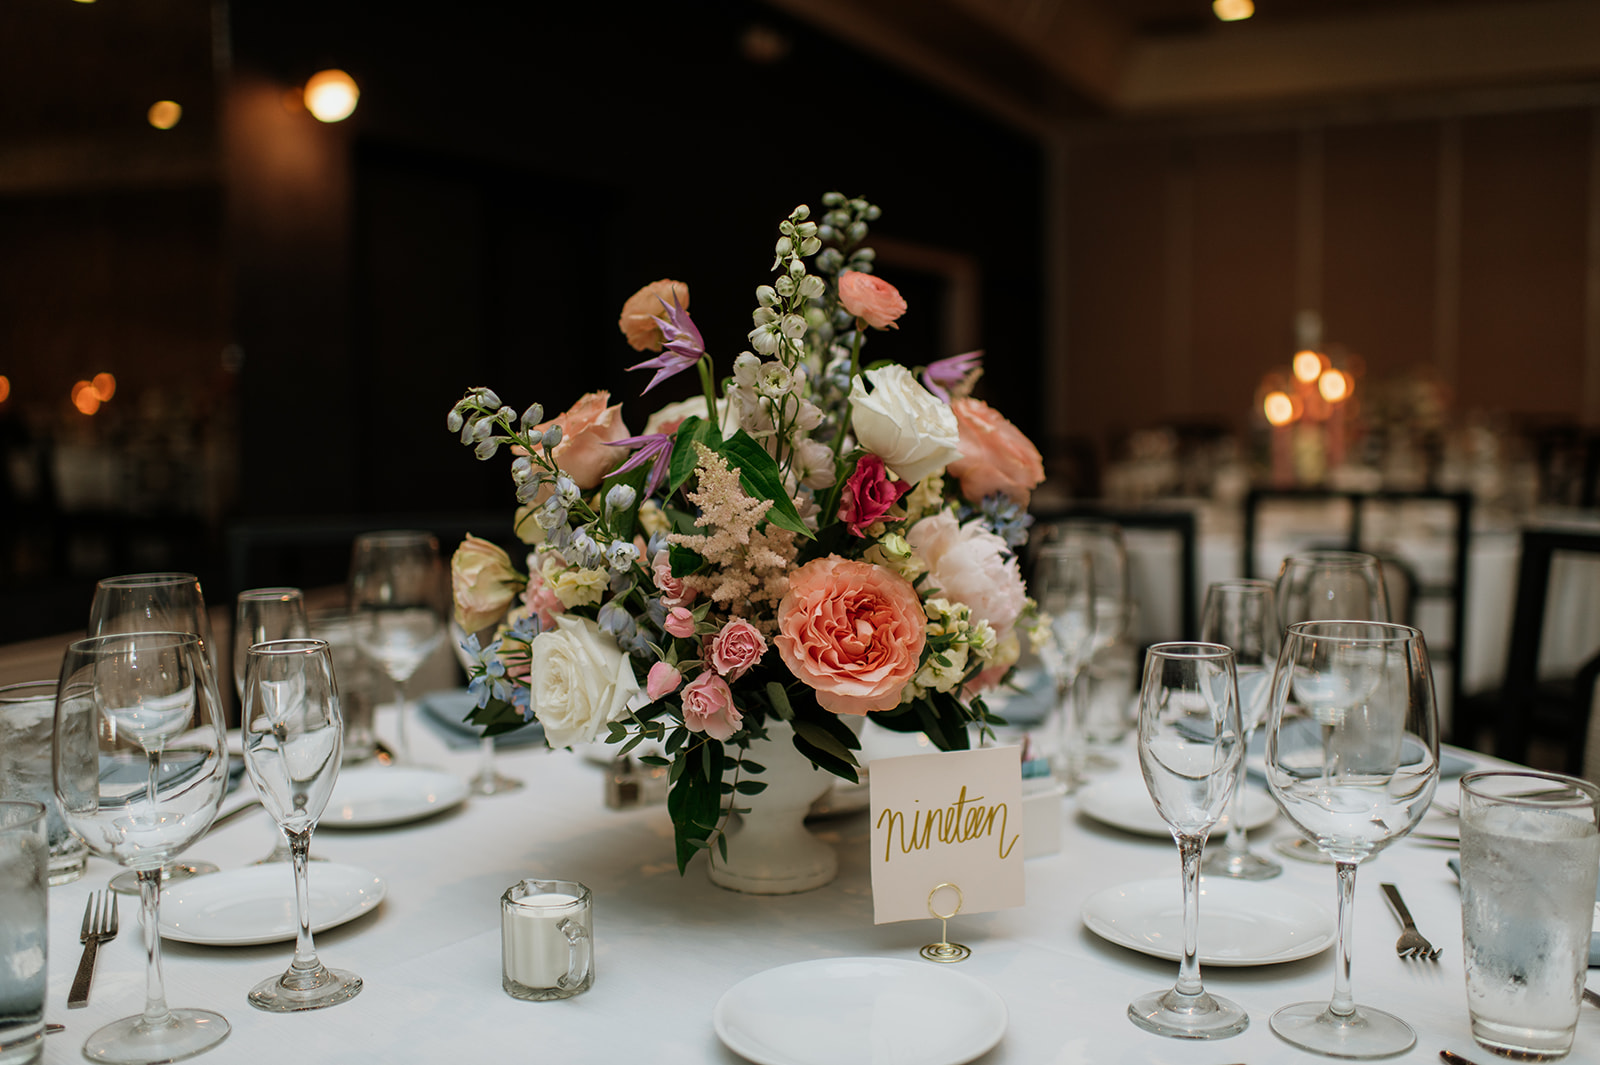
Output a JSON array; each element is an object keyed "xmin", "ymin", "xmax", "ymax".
[
  {"xmin": 501, "ymin": 880, "xmax": 593, "ymax": 1001},
  {"xmin": 0, "ymin": 681, "xmax": 88, "ymax": 886},
  {"xmin": 0, "ymin": 801, "xmax": 47, "ymax": 1065}
]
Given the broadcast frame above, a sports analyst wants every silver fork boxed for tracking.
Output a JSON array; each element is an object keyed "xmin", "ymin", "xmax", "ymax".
[
  {"xmin": 1380, "ymin": 882, "xmax": 1441, "ymax": 960},
  {"xmin": 67, "ymin": 891, "xmax": 119, "ymax": 1009}
]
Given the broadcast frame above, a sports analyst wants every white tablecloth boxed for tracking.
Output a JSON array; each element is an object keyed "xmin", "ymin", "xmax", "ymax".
[{"xmin": 36, "ymin": 712, "xmax": 1600, "ymax": 1064}]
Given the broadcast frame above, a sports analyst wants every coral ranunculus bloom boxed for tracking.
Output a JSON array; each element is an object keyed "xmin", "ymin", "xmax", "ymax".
[
  {"xmin": 837, "ymin": 270, "xmax": 906, "ymax": 330},
  {"xmin": 532, "ymin": 391, "xmax": 630, "ymax": 489},
  {"xmin": 946, "ymin": 397, "xmax": 1045, "ymax": 507},
  {"xmin": 618, "ymin": 279, "xmax": 689, "ymax": 351}
]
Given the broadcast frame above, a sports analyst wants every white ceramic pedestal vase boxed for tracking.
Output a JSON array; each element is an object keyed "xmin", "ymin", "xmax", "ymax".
[{"xmin": 707, "ymin": 721, "xmax": 838, "ymax": 894}]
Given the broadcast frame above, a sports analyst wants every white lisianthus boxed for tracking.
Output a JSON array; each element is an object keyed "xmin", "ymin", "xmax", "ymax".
[
  {"xmin": 528, "ymin": 615, "xmax": 641, "ymax": 748},
  {"xmin": 849, "ymin": 365, "xmax": 962, "ymax": 486},
  {"xmin": 793, "ymin": 437, "xmax": 837, "ymax": 490}
]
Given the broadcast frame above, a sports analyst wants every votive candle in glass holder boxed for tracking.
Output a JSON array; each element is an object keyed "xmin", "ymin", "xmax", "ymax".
[{"xmin": 501, "ymin": 879, "xmax": 593, "ymax": 1001}]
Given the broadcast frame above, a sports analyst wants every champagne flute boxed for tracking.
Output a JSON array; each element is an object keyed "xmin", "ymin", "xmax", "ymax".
[
  {"xmin": 53, "ymin": 632, "xmax": 231, "ymax": 1064},
  {"xmin": 1272, "ymin": 551, "xmax": 1389, "ymax": 863},
  {"xmin": 1264, "ymin": 621, "xmax": 1440, "ymax": 1058},
  {"xmin": 88, "ymin": 572, "xmax": 221, "ymax": 892},
  {"xmin": 234, "ymin": 588, "xmax": 311, "ymax": 863},
  {"xmin": 1129, "ymin": 642, "xmax": 1247, "ymax": 1040},
  {"xmin": 241, "ymin": 639, "xmax": 362, "ymax": 1012},
  {"xmin": 1199, "ymin": 579, "xmax": 1282, "ymax": 880},
  {"xmin": 348, "ymin": 531, "xmax": 447, "ymax": 764},
  {"xmin": 1029, "ymin": 540, "xmax": 1096, "ymax": 789}
]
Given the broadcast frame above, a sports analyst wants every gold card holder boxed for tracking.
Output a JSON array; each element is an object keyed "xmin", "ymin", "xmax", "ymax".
[{"xmin": 919, "ymin": 882, "xmax": 971, "ymax": 963}]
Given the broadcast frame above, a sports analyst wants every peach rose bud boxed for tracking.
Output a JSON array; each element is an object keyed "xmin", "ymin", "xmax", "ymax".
[
  {"xmin": 838, "ymin": 270, "xmax": 906, "ymax": 330},
  {"xmin": 618, "ymin": 279, "xmax": 689, "ymax": 351}
]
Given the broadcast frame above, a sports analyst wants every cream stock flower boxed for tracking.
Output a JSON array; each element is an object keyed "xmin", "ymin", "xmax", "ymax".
[
  {"xmin": 527, "ymin": 615, "xmax": 641, "ymax": 747},
  {"xmin": 849, "ymin": 365, "xmax": 961, "ymax": 486},
  {"xmin": 541, "ymin": 557, "xmax": 608, "ymax": 609}
]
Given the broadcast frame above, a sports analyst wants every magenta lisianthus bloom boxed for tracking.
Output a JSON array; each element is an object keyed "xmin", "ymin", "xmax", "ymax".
[
  {"xmin": 627, "ymin": 292, "xmax": 705, "ymax": 393},
  {"xmin": 608, "ymin": 433, "xmax": 674, "ymax": 499},
  {"xmin": 922, "ymin": 350, "xmax": 984, "ymax": 403},
  {"xmin": 838, "ymin": 454, "xmax": 911, "ymax": 536},
  {"xmin": 680, "ymin": 673, "xmax": 743, "ymax": 740},
  {"xmin": 646, "ymin": 661, "xmax": 682, "ymax": 700}
]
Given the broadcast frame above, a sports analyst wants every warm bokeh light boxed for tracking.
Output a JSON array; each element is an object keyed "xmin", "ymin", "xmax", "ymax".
[
  {"xmin": 147, "ymin": 101, "xmax": 182, "ymax": 130},
  {"xmin": 0, "ymin": 376, "xmax": 9, "ymax": 404},
  {"xmin": 304, "ymin": 69, "xmax": 359, "ymax": 123},
  {"xmin": 92, "ymin": 372, "xmax": 116, "ymax": 400},
  {"xmin": 1213, "ymin": 0, "xmax": 1254, "ymax": 21},
  {"xmin": 1292, "ymin": 349, "xmax": 1325, "ymax": 383},
  {"xmin": 1263, "ymin": 391, "xmax": 1296, "ymax": 427},
  {"xmin": 1318, "ymin": 368, "xmax": 1350, "ymax": 403},
  {"xmin": 71, "ymin": 381, "xmax": 101, "ymax": 415}
]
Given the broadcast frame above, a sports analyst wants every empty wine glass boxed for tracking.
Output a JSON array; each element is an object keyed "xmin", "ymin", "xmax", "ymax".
[
  {"xmin": 235, "ymin": 588, "xmax": 311, "ymax": 864},
  {"xmin": 88, "ymin": 572, "xmax": 221, "ymax": 892},
  {"xmin": 1055, "ymin": 521, "xmax": 1131, "ymax": 771},
  {"xmin": 1130, "ymin": 642, "xmax": 1247, "ymax": 1040},
  {"xmin": 1029, "ymin": 540, "xmax": 1096, "ymax": 789},
  {"xmin": 1264, "ymin": 621, "xmax": 1440, "ymax": 1058},
  {"xmin": 1199, "ymin": 579, "xmax": 1282, "ymax": 881},
  {"xmin": 449, "ymin": 618, "xmax": 523, "ymax": 796},
  {"xmin": 1272, "ymin": 551, "xmax": 1390, "ymax": 864},
  {"xmin": 348, "ymin": 531, "xmax": 447, "ymax": 763},
  {"xmin": 53, "ymin": 632, "xmax": 231, "ymax": 1064},
  {"xmin": 241, "ymin": 639, "xmax": 362, "ymax": 1012}
]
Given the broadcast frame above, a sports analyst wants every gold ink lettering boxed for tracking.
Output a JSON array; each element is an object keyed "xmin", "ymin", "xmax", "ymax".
[{"xmin": 875, "ymin": 786, "xmax": 1022, "ymax": 863}]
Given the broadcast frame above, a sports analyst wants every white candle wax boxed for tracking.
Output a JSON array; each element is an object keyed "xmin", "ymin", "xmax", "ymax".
[{"xmin": 503, "ymin": 893, "xmax": 584, "ymax": 989}]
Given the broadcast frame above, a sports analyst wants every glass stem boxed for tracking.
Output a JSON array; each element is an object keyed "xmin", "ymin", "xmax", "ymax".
[
  {"xmin": 1058, "ymin": 668, "xmax": 1086, "ymax": 791},
  {"xmin": 1330, "ymin": 859, "xmax": 1359, "ymax": 1017},
  {"xmin": 394, "ymin": 678, "xmax": 410, "ymax": 764},
  {"xmin": 1222, "ymin": 745, "xmax": 1250, "ymax": 857},
  {"xmin": 137, "ymin": 868, "xmax": 172, "ymax": 1029},
  {"xmin": 476, "ymin": 736, "xmax": 496, "ymax": 785},
  {"xmin": 1175, "ymin": 832, "xmax": 1206, "ymax": 997},
  {"xmin": 282, "ymin": 828, "xmax": 326, "ymax": 990}
]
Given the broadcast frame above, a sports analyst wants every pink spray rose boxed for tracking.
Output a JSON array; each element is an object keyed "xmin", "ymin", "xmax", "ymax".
[
  {"xmin": 707, "ymin": 618, "xmax": 767, "ymax": 681},
  {"xmin": 646, "ymin": 662, "xmax": 682, "ymax": 700},
  {"xmin": 680, "ymin": 673, "xmax": 743, "ymax": 741},
  {"xmin": 617, "ymin": 279, "xmax": 689, "ymax": 351},
  {"xmin": 652, "ymin": 550, "xmax": 696, "ymax": 609},
  {"xmin": 664, "ymin": 607, "xmax": 697, "ymax": 639},
  {"xmin": 531, "ymin": 391, "xmax": 629, "ymax": 490},
  {"xmin": 906, "ymin": 511, "xmax": 1026, "ymax": 639},
  {"xmin": 521, "ymin": 567, "xmax": 564, "ymax": 631},
  {"xmin": 838, "ymin": 270, "xmax": 906, "ymax": 330},
  {"xmin": 838, "ymin": 454, "xmax": 911, "ymax": 537},
  {"xmin": 774, "ymin": 556, "xmax": 926, "ymax": 716},
  {"xmin": 450, "ymin": 534, "xmax": 524, "ymax": 633},
  {"xmin": 945, "ymin": 398, "xmax": 1046, "ymax": 508}
]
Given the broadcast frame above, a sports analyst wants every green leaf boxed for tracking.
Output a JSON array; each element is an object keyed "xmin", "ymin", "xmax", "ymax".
[
  {"xmin": 790, "ymin": 718, "xmax": 856, "ymax": 766},
  {"xmin": 718, "ymin": 430, "xmax": 814, "ymax": 540},
  {"xmin": 669, "ymin": 416, "xmax": 722, "ymax": 494},
  {"xmin": 618, "ymin": 734, "xmax": 643, "ymax": 756},
  {"xmin": 637, "ymin": 754, "xmax": 670, "ymax": 767},
  {"xmin": 790, "ymin": 731, "xmax": 859, "ymax": 783},
  {"xmin": 734, "ymin": 780, "xmax": 768, "ymax": 795},
  {"xmin": 669, "ymin": 544, "xmax": 703, "ymax": 579},
  {"xmin": 738, "ymin": 759, "xmax": 766, "ymax": 775},
  {"xmin": 764, "ymin": 682, "xmax": 794, "ymax": 722}
]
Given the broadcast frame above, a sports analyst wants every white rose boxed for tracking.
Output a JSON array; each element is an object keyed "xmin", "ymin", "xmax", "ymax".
[
  {"xmin": 528, "ymin": 615, "xmax": 641, "ymax": 748},
  {"xmin": 849, "ymin": 365, "xmax": 962, "ymax": 485},
  {"xmin": 643, "ymin": 396, "xmax": 729, "ymax": 437}
]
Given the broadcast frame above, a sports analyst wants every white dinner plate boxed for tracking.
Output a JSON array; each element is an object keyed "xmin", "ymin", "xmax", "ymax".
[
  {"xmin": 160, "ymin": 863, "xmax": 386, "ymax": 946},
  {"xmin": 714, "ymin": 957, "xmax": 1007, "ymax": 1065},
  {"xmin": 1081, "ymin": 877, "xmax": 1336, "ymax": 966},
  {"xmin": 1076, "ymin": 773, "xmax": 1277, "ymax": 838},
  {"xmin": 319, "ymin": 766, "xmax": 470, "ymax": 828}
]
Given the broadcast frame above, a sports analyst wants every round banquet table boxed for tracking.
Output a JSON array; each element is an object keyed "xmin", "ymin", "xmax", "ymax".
[{"xmin": 35, "ymin": 709, "xmax": 1600, "ymax": 1065}]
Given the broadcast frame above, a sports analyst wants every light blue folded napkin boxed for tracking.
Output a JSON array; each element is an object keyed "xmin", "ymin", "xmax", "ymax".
[
  {"xmin": 417, "ymin": 689, "xmax": 545, "ymax": 751},
  {"xmin": 1246, "ymin": 724, "xmax": 1475, "ymax": 785},
  {"xmin": 1447, "ymin": 856, "xmax": 1600, "ymax": 967}
]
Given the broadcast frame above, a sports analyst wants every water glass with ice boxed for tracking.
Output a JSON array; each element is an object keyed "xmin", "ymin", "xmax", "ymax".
[
  {"xmin": 0, "ymin": 681, "xmax": 87, "ymax": 885},
  {"xmin": 0, "ymin": 801, "xmax": 47, "ymax": 1065},
  {"xmin": 1459, "ymin": 770, "xmax": 1600, "ymax": 1062}
]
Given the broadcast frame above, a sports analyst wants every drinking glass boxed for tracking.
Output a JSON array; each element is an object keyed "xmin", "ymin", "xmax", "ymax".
[
  {"xmin": 1129, "ymin": 642, "xmax": 1247, "ymax": 1039},
  {"xmin": 1055, "ymin": 521, "xmax": 1131, "ymax": 771},
  {"xmin": 0, "ymin": 680, "xmax": 88, "ymax": 885},
  {"xmin": 1199, "ymin": 580, "xmax": 1282, "ymax": 881},
  {"xmin": 348, "ymin": 530, "xmax": 446, "ymax": 763},
  {"xmin": 1029, "ymin": 540, "xmax": 1096, "ymax": 789},
  {"xmin": 1263, "ymin": 621, "xmax": 1440, "ymax": 1058},
  {"xmin": 241, "ymin": 639, "xmax": 362, "ymax": 1012},
  {"xmin": 234, "ymin": 589, "xmax": 311, "ymax": 864},
  {"xmin": 88, "ymin": 572, "xmax": 222, "ymax": 891},
  {"xmin": 449, "ymin": 618, "xmax": 523, "ymax": 796},
  {"xmin": 1272, "ymin": 551, "xmax": 1390, "ymax": 864},
  {"xmin": 53, "ymin": 632, "xmax": 231, "ymax": 1064}
]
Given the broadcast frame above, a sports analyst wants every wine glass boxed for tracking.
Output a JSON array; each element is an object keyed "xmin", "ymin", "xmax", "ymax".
[
  {"xmin": 234, "ymin": 588, "xmax": 311, "ymax": 863},
  {"xmin": 53, "ymin": 632, "xmax": 231, "ymax": 1064},
  {"xmin": 1055, "ymin": 521, "xmax": 1131, "ymax": 771},
  {"xmin": 348, "ymin": 530, "xmax": 447, "ymax": 763},
  {"xmin": 1263, "ymin": 621, "xmax": 1440, "ymax": 1058},
  {"xmin": 1272, "ymin": 551, "xmax": 1390, "ymax": 863},
  {"xmin": 1029, "ymin": 540, "xmax": 1096, "ymax": 789},
  {"xmin": 449, "ymin": 618, "xmax": 523, "ymax": 796},
  {"xmin": 1129, "ymin": 642, "xmax": 1247, "ymax": 1040},
  {"xmin": 88, "ymin": 572, "xmax": 221, "ymax": 892},
  {"xmin": 241, "ymin": 638, "xmax": 363, "ymax": 1012},
  {"xmin": 1199, "ymin": 579, "xmax": 1282, "ymax": 881}
]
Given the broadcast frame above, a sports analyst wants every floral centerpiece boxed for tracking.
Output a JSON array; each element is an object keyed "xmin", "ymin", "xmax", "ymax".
[{"xmin": 446, "ymin": 191, "xmax": 1046, "ymax": 874}]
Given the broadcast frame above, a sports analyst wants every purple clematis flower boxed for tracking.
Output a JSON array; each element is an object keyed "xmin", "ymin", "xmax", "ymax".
[
  {"xmin": 627, "ymin": 294, "xmax": 705, "ymax": 393},
  {"xmin": 922, "ymin": 349, "xmax": 985, "ymax": 402},
  {"xmin": 607, "ymin": 433, "xmax": 674, "ymax": 499}
]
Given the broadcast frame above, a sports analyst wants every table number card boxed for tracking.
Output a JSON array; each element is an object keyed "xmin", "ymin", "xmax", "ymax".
[{"xmin": 868, "ymin": 745, "xmax": 1025, "ymax": 925}]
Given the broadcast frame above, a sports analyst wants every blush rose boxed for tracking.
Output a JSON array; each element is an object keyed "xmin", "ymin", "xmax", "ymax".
[
  {"xmin": 708, "ymin": 618, "xmax": 766, "ymax": 681},
  {"xmin": 838, "ymin": 270, "xmax": 906, "ymax": 330},
  {"xmin": 946, "ymin": 398, "xmax": 1046, "ymax": 507},
  {"xmin": 774, "ymin": 556, "xmax": 926, "ymax": 715},
  {"xmin": 680, "ymin": 672, "xmax": 743, "ymax": 741},
  {"xmin": 532, "ymin": 391, "xmax": 630, "ymax": 490}
]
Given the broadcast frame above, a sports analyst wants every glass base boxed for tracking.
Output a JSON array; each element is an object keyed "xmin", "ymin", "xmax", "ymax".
[
  {"xmin": 1202, "ymin": 847, "xmax": 1284, "ymax": 881},
  {"xmin": 469, "ymin": 770, "xmax": 524, "ymax": 796},
  {"xmin": 1128, "ymin": 986, "xmax": 1249, "ymax": 1040},
  {"xmin": 247, "ymin": 967, "xmax": 362, "ymax": 1013},
  {"xmin": 1270, "ymin": 1001, "xmax": 1416, "ymax": 1059},
  {"xmin": 109, "ymin": 862, "xmax": 220, "ymax": 896},
  {"xmin": 82, "ymin": 1008, "xmax": 229, "ymax": 1065},
  {"xmin": 1274, "ymin": 837, "xmax": 1337, "ymax": 864}
]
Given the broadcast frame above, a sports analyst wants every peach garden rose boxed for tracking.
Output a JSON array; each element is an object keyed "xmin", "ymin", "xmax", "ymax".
[
  {"xmin": 774, "ymin": 556, "xmax": 926, "ymax": 715},
  {"xmin": 945, "ymin": 397, "xmax": 1046, "ymax": 507},
  {"xmin": 532, "ymin": 391, "xmax": 629, "ymax": 490}
]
